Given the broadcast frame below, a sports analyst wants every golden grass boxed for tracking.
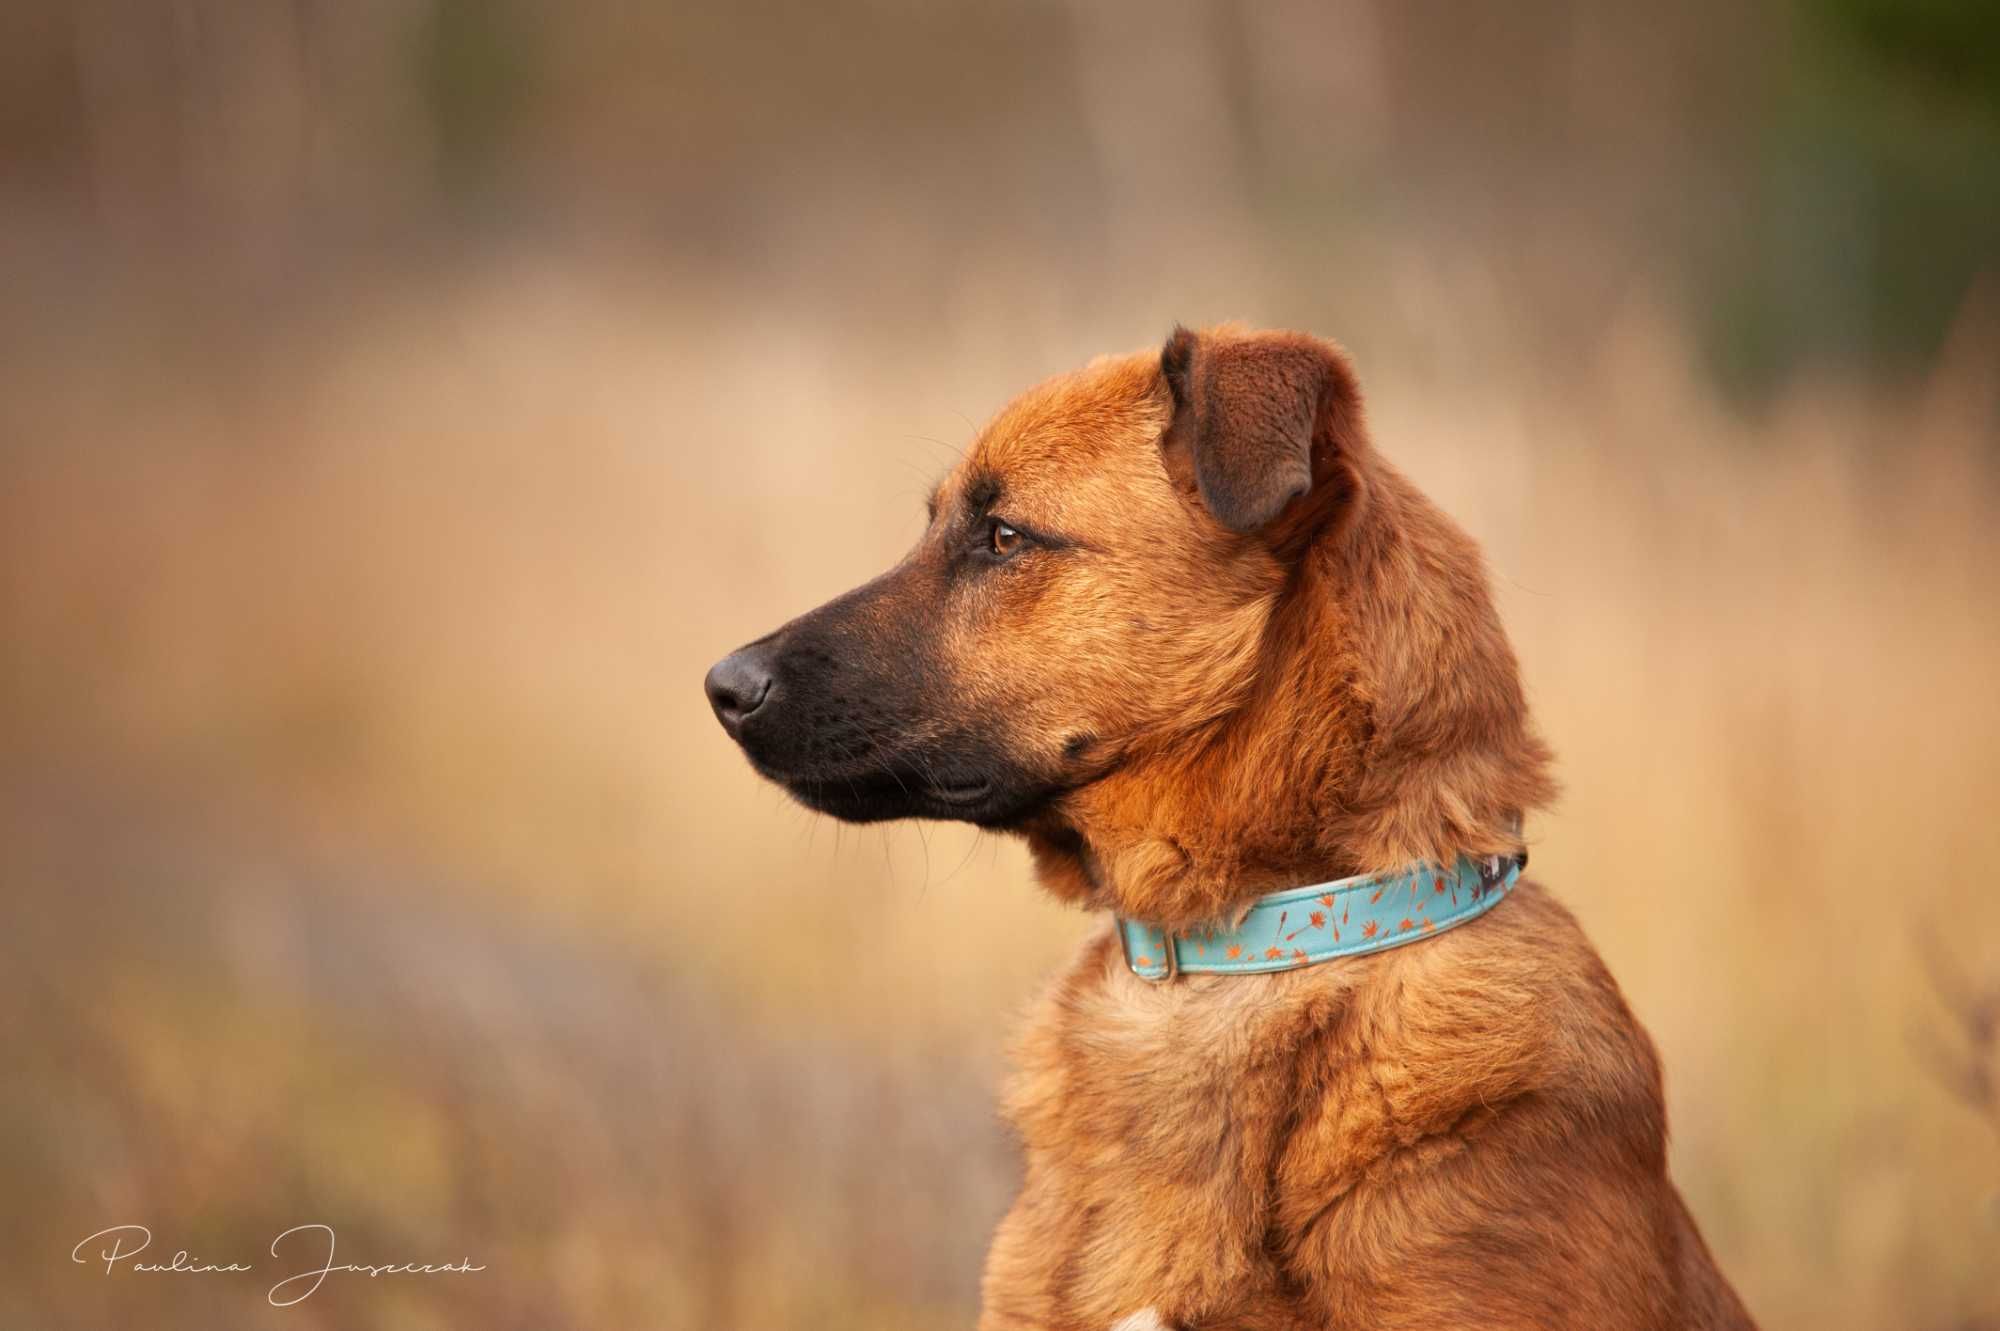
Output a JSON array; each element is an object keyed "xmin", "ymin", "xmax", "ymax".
[{"xmin": 1, "ymin": 261, "xmax": 1996, "ymax": 1328}]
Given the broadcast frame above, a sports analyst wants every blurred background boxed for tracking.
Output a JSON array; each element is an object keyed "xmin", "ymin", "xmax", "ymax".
[{"xmin": 3, "ymin": 0, "xmax": 1997, "ymax": 1327}]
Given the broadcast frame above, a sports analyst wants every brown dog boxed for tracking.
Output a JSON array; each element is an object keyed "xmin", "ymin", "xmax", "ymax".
[{"xmin": 705, "ymin": 325, "xmax": 1756, "ymax": 1330}]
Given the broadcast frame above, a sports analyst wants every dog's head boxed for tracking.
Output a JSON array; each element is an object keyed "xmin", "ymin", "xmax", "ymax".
[
  {"xmin": 704, "ymin": 325, "xmax": 1357, "ymax": 827},
  {"xmin": 706, "ymin": 324, "xmax": 1550, "ymax": 920}
]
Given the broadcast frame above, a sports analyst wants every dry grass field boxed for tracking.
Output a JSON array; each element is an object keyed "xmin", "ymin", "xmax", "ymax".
[
  {"xmin": 2, "ymin": 248, "xmax": 1996, "ymax": 1328},
  {"xmin": 4, "ymin": 2, "xmax": 1999, "ymax": 1325}
]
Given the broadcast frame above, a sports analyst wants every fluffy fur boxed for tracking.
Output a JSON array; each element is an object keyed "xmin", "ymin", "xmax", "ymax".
[
  {"xmin": 965, "ymin": 328, "xmax": 1753, "ymax": 1329},
  {"xmin": 710, "ymin": 324, "xmax": 1757, "ymax": 1329}
]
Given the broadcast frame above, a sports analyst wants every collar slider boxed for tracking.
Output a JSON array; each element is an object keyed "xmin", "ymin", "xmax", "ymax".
[{"xmin": 1118, "ymin": 921, "xmax": 1179, "ymax": 983}]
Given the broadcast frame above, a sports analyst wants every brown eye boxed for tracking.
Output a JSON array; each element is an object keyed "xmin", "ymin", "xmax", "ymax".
[{"xmin": 990, "ymin": 521, "xmax": 1022, "ymax": 557}]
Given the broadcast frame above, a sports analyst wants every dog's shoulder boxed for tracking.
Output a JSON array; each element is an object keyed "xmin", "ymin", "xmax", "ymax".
[
  {"xmin": 1267, "ymin": 880, "xmax": 1671, "ymax": 1244},
  {"xmin": 1271, "ymin": 884, "xmax": 1697, "ymax": 1326},
  {"xmin": 1361, "ymin": 880, "xmax": 1667, "ymax": 1137}
]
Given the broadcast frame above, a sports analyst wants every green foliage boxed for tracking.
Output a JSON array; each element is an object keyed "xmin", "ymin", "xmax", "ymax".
[
  {"xmin": 416, "ymin": 0, "xmax": 539, "ymax": 193},
  {"xmin": 1700, "ymin": 0, "xmax": 2000, "ymax": 402},
  {"xmin": 1819, "ymin": 0, "xmax": 2000, "ymax": 119}
]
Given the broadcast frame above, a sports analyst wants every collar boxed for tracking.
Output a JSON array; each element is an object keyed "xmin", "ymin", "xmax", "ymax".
[{"xmin": 1116, "ymin": 852, "xmax": 1523, "ymax": 982}]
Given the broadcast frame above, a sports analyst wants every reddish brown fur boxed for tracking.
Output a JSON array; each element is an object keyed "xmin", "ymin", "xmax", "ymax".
[{"xmin": 916, "ymin": 328, "xmax": 1756, "ymax": 1329}]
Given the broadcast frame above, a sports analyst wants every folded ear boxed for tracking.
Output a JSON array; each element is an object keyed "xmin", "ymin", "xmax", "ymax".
[{"xmin": 1160, "ymin": 324, "xmax": 1357, "ymax": 535}]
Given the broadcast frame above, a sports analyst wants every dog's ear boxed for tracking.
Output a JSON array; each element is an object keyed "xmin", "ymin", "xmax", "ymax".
[{"xmin": 1160, "ymin": 324, "xmax": 1356, "ymax": 535}]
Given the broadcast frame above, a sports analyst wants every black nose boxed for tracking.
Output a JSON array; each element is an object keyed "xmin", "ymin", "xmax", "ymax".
[{"xmin": 704, "ymin": 647, "xmax": 774, "ymax": 737}]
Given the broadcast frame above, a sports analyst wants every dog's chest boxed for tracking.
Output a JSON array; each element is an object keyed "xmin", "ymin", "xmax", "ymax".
[{"xmin": 985, "ymin": 930, "xmax": 1345, "ymax": 1329}]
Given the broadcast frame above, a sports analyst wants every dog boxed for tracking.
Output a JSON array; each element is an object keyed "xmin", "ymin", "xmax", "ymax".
[{"xmin": 705, "ymin": 325, "xmax": 1756, "ymax": 1330}]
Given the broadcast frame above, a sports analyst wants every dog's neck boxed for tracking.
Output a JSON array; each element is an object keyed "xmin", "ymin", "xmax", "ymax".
[{"xmin": 1023, "ymin": 462, "xmax": 1554, "ymax": 932}]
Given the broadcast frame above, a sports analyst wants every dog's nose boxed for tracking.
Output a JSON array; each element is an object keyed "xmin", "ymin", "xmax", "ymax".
[{"xmin": 704, "ymin": 647, "xmax": 775, "ymax": 737}]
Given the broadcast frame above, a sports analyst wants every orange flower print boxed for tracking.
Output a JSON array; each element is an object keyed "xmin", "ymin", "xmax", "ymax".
[
  {"xmin": 1291, "ymin": 948, "xmax": 1309, "ymax": 963},
  {"xmin": 1318, "ymin": 893, "xmax": 1336, "ymax": 908},
  {"xmin": 1362, "ymin": 921, "xmax": 1380, "ymax": 939},
  {"xmin": 1134, "ymin": 956, "xmax": 1153, "ymax": 968},
  {"xmin": 1226, "ymin": 943, "xmax": 1244, "ymax": 960},
  {"xmin": 1398, "ymin": 917, "xmax": 1416, "ymax": 932},
  {"xmin": 1287, "ymin": 908, "xmax": 1327, "ymax": 943},
  {"xmin": 1264, "ymin": 946, "xmax": 1285, "ymax": 960},
  {"xmin": 1420, "ymin": 916, "xmax": 1436, "ymax": 933}
]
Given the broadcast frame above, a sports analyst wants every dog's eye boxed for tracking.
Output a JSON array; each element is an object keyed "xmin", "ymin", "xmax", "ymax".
[{"xmin": 989, "ymin": 521, "xmax": 1023, "ymax": 558}]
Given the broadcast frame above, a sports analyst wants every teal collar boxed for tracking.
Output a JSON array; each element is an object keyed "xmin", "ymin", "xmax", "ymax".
[{"xmin": 1117, "ymin": 853, "xmax": 1523, "ymax": 981}]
